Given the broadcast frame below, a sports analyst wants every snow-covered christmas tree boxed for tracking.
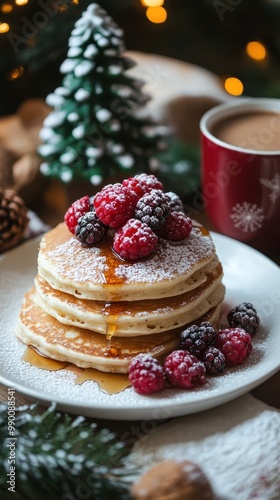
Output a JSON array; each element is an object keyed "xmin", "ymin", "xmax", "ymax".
[{"xmin": 38, "ymin": 3, "xmax": 167, "ymax": 187}]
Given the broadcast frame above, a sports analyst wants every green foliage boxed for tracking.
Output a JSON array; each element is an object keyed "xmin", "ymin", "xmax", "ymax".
[
  {"xmin": 157, "ymin": 139, "xmax": 201, "ymax": 203},
  {"xmin": 0, "ymin": 403, "xmax": 133, "ymax": 500}
]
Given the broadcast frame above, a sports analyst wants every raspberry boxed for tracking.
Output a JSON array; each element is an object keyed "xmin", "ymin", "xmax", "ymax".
[
  {"xmin": 128, "ymin": 354, "xmax": 165, "ymax": 394},
  {"xmin": 164, "ymin": 350, "xmax": 206, "ymax": 389},
  {"xmin": 64, "ymin": 195, "xmax": 91, "ymax": 234},
  {"xmin": 166, "ymin": 191, "xmax": 184, "ymax": 212},
  {"xmin": 113, "ymin": 218, "xmax": 158, "ymax": 261},
  {"xmin": 122, "ymin": 177, "xmax": 146, "ymax": 199},
  {"xmin": 75, "ymin": 211, "xmax": 107, "ymax": 245},
  {"xmin": 202, "ymin": 346, "xmax": 226, "ymax": 375},
  {"xmin": 134, "ymin": 173, "xmax": 163, "ymax": 192},
  {"xmin": 215, "ymin": 328, "xmax": 252, "ymax": 366},
  {"xmin": 159, "ymin": 211, "xmax": 192, "ymax": 241},
  {"xmin": 179, "ymin": 322, "xmax": 217, "ymax": 358},
  {"xmin": 227, "ymin": 302, "xmax": 260, "ymax": 336},
  {"xmin": 135, "ymin": 189, "xmax": 171, "ymax": 231},
  {"xmin": 94, "ymin": 183, "xmax": 137, "ymax": 229}
]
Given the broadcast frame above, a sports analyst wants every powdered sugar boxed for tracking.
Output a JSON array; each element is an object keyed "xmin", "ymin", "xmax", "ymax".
[
  {"xmin": 43, "ymin": 238, "xmax": 109, "ymax": 284},
  {"xmin": 40, "ymin": 226, "xmax": 214, "ymax": 285},
  {"xmin": 130, "ymin": 394, "xmax": 280, "ymax": 500},
  {"xmin": 115, "ymin": 228, "xmax": 214, "ymax": 283}
]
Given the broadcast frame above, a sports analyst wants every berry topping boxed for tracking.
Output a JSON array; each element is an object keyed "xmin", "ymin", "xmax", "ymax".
[
  {"xmin": 215, "ymin": 328, "xmax": 252, "ymax": 366},
  {"xmin": 166, "ymin": 191, "xmax": 184, "ymax": 212},
  {"xmin": 179, "ymin": 322, "xmax": 217, "ymax": 358},
  {"xmin": 134, "ymin": 173, "xmax": 163, "ymax": 192},
  {"xmin": 122, "ymin": 177, "xmax": 147, "ymax": 199},
  {"xmin": 94, "ymin": 183, "xmax": 137, "ymax": 229},
  {"xmin": 75, "ymin": 211, "xmax": 107, "ymax": 246},
  {"xmin": 64, "ymin": 195, "xmax": 91, "ymax": 234},
  {"xmin": 164, "ymin": 350, "xmax": 206, "ymax": 389},
  {"xmin": 135, "ymin": 189, "xmax": 171, "ymax": 231},
  {"xmin": 159, "ymin": 211, "xmax": 192, "ymax": 241},
  {"xmin": 128, "ymin": 354, "xmax": 165, "ymax": 395},
  {"xmin": 202, "ymin": 346, "xmax": 226, "ymax": 375},
  {"xmin": 113, "ymin": 218, "xmax": 158, "ymax": 261},
  {"xmin": 227, "ymin": 302, "xmax": 260, "ymax": 336}
]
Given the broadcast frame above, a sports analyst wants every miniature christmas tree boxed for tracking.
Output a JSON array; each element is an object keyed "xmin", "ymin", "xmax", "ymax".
[{"xmin": 38, "ymin": 3, "xmax": 167, "ymax": 187}]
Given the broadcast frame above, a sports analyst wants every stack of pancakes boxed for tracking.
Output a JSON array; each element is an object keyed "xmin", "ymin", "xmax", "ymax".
[{"xmin": 16, "ymin": 222, "xmax": 225, "ymax": 374}]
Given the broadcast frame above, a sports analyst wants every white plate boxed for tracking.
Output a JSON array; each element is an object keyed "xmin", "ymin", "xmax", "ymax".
[{"xmin": 0, "ymin": 233, "xmax": 279, "ymax": 420}]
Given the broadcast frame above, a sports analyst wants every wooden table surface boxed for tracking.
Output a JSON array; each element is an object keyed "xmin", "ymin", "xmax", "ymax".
[{"xmin": 1, "ymin": 180, "xmax": 279, "ymax": 415}]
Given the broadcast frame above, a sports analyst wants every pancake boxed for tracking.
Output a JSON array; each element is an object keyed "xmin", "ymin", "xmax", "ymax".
[
  {"xmin": 38, "ymin": 222, "xmax": 216, "ymax": 301},
  {"xmin": 17, "ymin": 289, "xmax": 222, "ymax": 374},
  {"xmin": 34, "ymin": 261, "xmax": 224, "ymax": 336}
]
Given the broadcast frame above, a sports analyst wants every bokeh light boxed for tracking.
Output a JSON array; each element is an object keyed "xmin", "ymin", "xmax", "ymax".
[
  {"xmin": 0, "ymin": 23, "xmax": 10, "ymax": 33},
  {"xmin": 224, "ymin": 77, "xmax": 244, "ymax": 96},
  {"xmin": 141, "ymin": 0, "xmax": 164, "ymax": 6},
  {"xmin": 146, "ymin": 6, "xmax": 167, "ymax": 23},
  {"xmin": 8, "ymin": 66, "xmax": 24, "ymax": 80},
  {"xmin": 1, "ymin": 4, "xmax": 13, "ymax": 13},
  {"xmin": 246, "ymin": 41, "xmax": 267, "ymax": 61},
  {"xmin": 15, "ymin": 0, "xmax": 29, "ymax": 5}
]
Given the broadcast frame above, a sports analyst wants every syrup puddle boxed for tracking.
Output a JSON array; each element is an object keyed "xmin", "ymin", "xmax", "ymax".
[
  {"xmin": 75, "ymin": 368, "xmax": 130, "ymax": 393},
  {"xmin": 22, "ymin": 347, "xmax": 130, "ymax": 394}
]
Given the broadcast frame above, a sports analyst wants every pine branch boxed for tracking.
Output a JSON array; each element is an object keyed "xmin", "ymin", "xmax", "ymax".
[{"xmin": 0, "ymin": 403, "xmax": 134, "ymax": 500}]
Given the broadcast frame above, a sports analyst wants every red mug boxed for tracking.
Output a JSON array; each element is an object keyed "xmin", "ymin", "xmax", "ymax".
[{"xmin": 200, "ymin": 98, "xmax": 280, "ymax": 257}]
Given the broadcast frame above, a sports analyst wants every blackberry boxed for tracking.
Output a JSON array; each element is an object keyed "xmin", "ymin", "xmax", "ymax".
[
  {"xmin": 166, "ymin": 191, "xmax": 184, "ymax": 212},
  {"xmin": 179, "ymin": 322, "xmax": 217, "ymax": 358},
  {"xmin": 202, "ymin": 346, "xmax": 225, "ymax": 375},
  {"xmin": 227, "ymin": 302, "xmax": 260, "ymax": 336},
  {"xmin": 135, "ymin": 189, "xmax": 171, "ymax": 231},
  {"xmin": 75, "ymin": 211, "xmax": 107, "ymax": 246}
]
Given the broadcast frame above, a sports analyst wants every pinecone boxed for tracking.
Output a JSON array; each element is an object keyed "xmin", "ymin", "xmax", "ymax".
[{"xmin": 0, "ymin": 188, "xmax": 29, "ymax": 253}]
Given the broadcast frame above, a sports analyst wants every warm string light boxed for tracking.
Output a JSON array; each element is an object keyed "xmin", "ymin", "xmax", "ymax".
[
  {"xmin": 140, "ymin": 0, "xmax": 167, "ymax": 24},
  {"xmin": 8, "ymin": 66, "xmax": 24, "ymax": 80},
  {"xmin": 0, "ymin": 22, "xmax": 10, "ymax": 33},
  {"xmin": 146, "ymin": 6, "xmax": 167, "ymax": 23},
  {"xmin": 246, "ymin": 41, "xmax": 267, "ymax": 61},
  {"xmin": 1, "ymin": 3, "xmax": 13, "ymax": 13},
  {"xmin": 224, "ymin": 77, "xmax": 244, "ymax": 96},
  {"xmin": 15, "ymin": 0, "xmax": 29, "ymax": 5},
  {"xmin": 141, "ymin": 0, "xmax": 164, "ymax": 6}
]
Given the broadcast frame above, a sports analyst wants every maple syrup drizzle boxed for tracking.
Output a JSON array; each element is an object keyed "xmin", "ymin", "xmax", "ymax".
[
  {"xmin": 22, "ymin": 347, "xmax": 67, "ymax": 371},
  {"xmin": 22, "ymin": 347, "xmax": 130, "ymax": 394},
  {"xmin": 75, "ymin": 368, "xmax": 130, "ymax": 394}
]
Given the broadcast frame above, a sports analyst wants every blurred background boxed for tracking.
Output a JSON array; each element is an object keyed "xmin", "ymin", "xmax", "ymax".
[
  {"xmin": 1, "ymin": 0, "xmax": 280, "ymax": 212},
  {"xmin": 1, "ymin": 0, "xmax": 280, "ymax": 115}
]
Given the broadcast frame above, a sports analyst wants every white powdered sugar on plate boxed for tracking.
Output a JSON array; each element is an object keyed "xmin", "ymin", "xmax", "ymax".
[
  {"xmin": 129, "ymin": 394, "xmax": 280, "ymax": 500},
  {"xmin": 0, "ymin": 233, "xmax": 280, "ymax": 420}
]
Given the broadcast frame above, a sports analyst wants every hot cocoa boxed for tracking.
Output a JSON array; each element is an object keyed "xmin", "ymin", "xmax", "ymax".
[{"xmin": 211, "ymin": 111, "xmax": 280, "ymax": 151}]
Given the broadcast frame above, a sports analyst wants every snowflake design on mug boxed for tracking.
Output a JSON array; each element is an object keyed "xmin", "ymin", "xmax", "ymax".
[
  {"xmin": 230, "ymin": 202, "xmax": 265, "ymax": 232},
  {"xmin": 260, "ymin": 173, "xmax": 280, "ymax": 203}
]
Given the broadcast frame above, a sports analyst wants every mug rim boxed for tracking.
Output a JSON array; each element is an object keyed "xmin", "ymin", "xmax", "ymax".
[{"xmin": 200, "ymin": 97, "xmax": 280, "ymax": 155}]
